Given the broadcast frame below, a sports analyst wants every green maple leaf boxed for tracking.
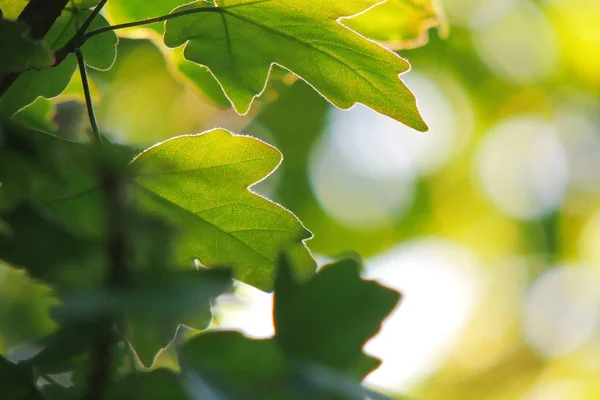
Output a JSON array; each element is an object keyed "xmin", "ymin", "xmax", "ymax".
[
  {"xmin": 46, "ymin": 6, "xmax": 118, "ymax": 71},
  {"xmin": 163, "ymin": 0, "xmax": 428, "ymax": 131},
  {"xmin": 180, "ymin": 257, "xmax": 401, "ymax": 399},
  {"xmin": 274, "ymin": 257, "xmax": 400, "ymax": 373},
  {"xmin": 130, "ymin": 129, "xmax": 315, "ymax": 291},
  {"xmin": 345, "ymin": 0, "xmax": 445, "ymax": 50},
  {"xmin": 0, "ymin": 56, "xmax": 76, "ymax": 117}
]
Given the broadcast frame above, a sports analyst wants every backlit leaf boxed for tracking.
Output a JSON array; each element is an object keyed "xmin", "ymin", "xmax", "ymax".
[
  {"xmin": 172, "ymin": 47, "xmax": 232, "ymax": 108},
  {"xmin": 90, "ymin": 38, "xmax": 215, "ymax": 144},
  {"xmin": 0, "ymin": 55, "xmax": 76, "ymax": 117},
  {"xmin": 130, "ymin": 129, "xmax": 315, "ymax": 291},
  {"xmin": 163, "ymin": 0, "xmax": 428, "ymax": 131},
  {"xmin": 0, "ymin": 1, "xmax": 119, "ymax": 117},
  {"xmin": 345, "ymin": 0, "xmax": 445, "ymax": 50},
  {"xmin": 45, "ymin": 7, "xmax": 118, "ymax": 71},
  {"xmin": 71, "ymin": 0, "xmax": 103, "ymax": 8},
  {"xmin": 0, "ymin": 0, "xmax": 28, "ymax": 20}
]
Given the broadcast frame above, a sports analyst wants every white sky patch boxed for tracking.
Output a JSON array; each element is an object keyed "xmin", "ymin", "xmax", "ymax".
[{"xmin": 213, "ymin": 282, "xmax": 274, "ymax": 339}]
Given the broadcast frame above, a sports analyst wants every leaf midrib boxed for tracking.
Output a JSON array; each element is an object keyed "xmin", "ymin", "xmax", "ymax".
[
  {"xmin": 219, "ymin": 7, "xmax": 394, "ymax": 101},
  {"xmin": 132, "ymin": 181, "xmax": 274, "ymax": 264},
  {"xmin": 179, "ymin": 4, "xmax": 399, "ymax": 104},
  {"xmin": 133, "ymin": 155, "xmax": 277, "ymax": 177}
]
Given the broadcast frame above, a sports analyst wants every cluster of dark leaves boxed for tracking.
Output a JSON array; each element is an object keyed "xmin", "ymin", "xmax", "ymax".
[
  {"xmin": 0, "ymin": 119, "xmax": 401, "ymax": 399},
  {"xmin": 0, "ymin": 0, "xmax": 408, "ymax": 396}
]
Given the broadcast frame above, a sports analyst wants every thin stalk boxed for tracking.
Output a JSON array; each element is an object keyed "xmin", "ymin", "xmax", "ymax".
[
  {"xmin": 74, "ymin": 0, "xmax": 110, "ymax": 40},
  {"xmin": 75, "ymin": 49, "xmax": 103, "ymax": 144},
  {"xmin": 84, "ymin": 7, "xmax": 219, "ymax": 40}
]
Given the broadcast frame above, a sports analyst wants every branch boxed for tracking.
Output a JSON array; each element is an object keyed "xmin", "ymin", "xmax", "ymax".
[
  {"xmin": 83, "ymin": 169, "xmax": 129, "ymax": 400},
  {"xmin": 73, "ymin": 0, "xmax": 110, "ymax": 46},
  {"xmin": 84, "ymin": 7, "xmax": 218, "ymax": 39},
  {"xmin": 75, "ymin": 49, "xmax": 103, "ymax": 144},
  {"xmin": 83, "ymin": 322, "xmax": 113, "ymax": 400},
  {"xmin": 17, "ymin": 0, "xmax": 70, "ymax": 40}
]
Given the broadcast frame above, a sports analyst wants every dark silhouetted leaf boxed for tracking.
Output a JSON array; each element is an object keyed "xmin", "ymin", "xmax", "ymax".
[
  {"xmin": 45, "ymin": 7, "xmax": 118, "ymax": 71},
  {"xmin": 181, "ymin": 257, "xmax": 399, "ymax": 399},
  {"xmin": 274, "ymin": 257, "xmax": 400, "ymax": 372},
  {"xmin": 56, "ymin": 268, "xmax": 233, "ymax": 366},
  {"xmin": 0, "ymin": 19, "xmax": 54, "ymax": 72},
  {"xmin": 0, "ymin": 206, "xmax": 102, "ymax": 287},
  {"xmin": 108, "ymin": 369, "xmax": 192, "ymax": 399},
  {"xmin": 182, "ymin": 331, "xmax": 290, "ymax": 399},
  {"xmin": 0, "ymin": 1, "xmax": 118, "ymax": 118},
  {"xmin": 0, "ymin": 355, "xmax": 43, "ymax": 400},
  {"xmin": 0, "ymin": 55, "xmax": 76, "ymax": 117}
]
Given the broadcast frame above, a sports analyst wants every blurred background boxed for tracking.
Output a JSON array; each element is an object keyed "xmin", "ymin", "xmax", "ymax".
[{"xmin": 3, "ymin": 0, "xmax": 600, "ymax": 398}]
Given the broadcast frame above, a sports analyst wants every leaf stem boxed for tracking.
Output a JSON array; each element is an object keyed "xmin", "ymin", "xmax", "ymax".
[
  {"xmin": 84, "ymin": 7, "xmax": 218, "ymax": 40},
  {"xmin": 74, "ymin": 0, "xmax": 110, "ymax": 41},
  {"xmin": 75, "ymin": 49, "xmax": 103, "ymax": 144}
]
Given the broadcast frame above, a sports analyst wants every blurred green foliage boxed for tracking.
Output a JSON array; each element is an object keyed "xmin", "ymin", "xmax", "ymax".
[{"xmin": 1, "ymin": 0, "xmax": 600, "ymax": 398}]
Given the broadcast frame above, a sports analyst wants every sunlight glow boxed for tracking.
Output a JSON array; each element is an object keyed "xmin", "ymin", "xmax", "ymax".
[
  {"xmin": 212, "ymin": 282, "xmax": 274, "ymax": 339},
  {"xmin": 476, "ymin": 117, "xmax": 568, "ymax": 220},
  {"xmin": 471, "ymin": 0, "xmax": 557, "ymax": 83},
  {"xmin": 555, "ymin": 101, "xmax": 600, "ymax": 194},
  {"xmin": 523, "ymin": 266, "xmax": 600, "ymax": 358},
  {"xmin": 580, "ymin": 208, "xmax": 600, "ymax": 269},
  {"xmin": 309, "ymin": 73, "xmax": 469, "ymax": 228},
  {"xmin": 362, "ymin": 239, "xmax": 482, "ymax": 392}
]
